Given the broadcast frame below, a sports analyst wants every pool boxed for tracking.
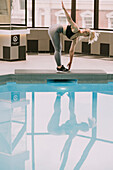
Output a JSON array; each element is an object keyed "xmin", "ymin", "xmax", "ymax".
[{"xmin": 0, "ymin": 80, "xmax": 113, "ymax": 170}]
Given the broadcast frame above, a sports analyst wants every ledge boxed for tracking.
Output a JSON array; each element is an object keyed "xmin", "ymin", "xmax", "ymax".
[
  {"xmin": 0, "ymin": 69, "xmax": 113, "ymax": 86},
  {"xmin": 14, "ymin": 69, "xmax": 108, "ymax": 84},
  {"xmin": 0, "ymin": 29, "xmax": 30, "ymax": 35}
]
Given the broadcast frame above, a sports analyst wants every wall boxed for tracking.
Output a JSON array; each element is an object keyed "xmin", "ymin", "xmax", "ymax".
[
  {"xmin": 27, "ymin": 29, "xmax": 50, "ymax": 53},
  {"xmin": 27, "ymin": 29, "xmax": 113, "ymax": 57}
]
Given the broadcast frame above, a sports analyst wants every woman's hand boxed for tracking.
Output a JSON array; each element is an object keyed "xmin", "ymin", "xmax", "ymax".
[
  {"xmin": 67, "ymin": 40, "xmax": 76, "ymax": 70},
  {"xmin": 62, "ymin": 1, "xmax": 65, "ymax": 9}
]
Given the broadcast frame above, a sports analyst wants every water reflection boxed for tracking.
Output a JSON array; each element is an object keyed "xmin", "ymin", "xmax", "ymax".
[
  {"xmin": 48, "ymin": 92, "xmax": 96, "ymax": 170},
  {"xmin": 0, "ymin": 92, "xmax": 29, "ymax": 170},
  {"xmin": 0, "ymin": 82, "xmax": 113, "ymax": 170}
]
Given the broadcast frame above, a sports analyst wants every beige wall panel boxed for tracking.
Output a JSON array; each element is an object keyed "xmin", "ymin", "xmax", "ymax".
[
  {"xmin": 98, "ymin": 33, "xmax": 111, "ymax": 44},
  {"xmin": 0, "ymin": 35, "xmax": 11, "ymax": 46},
  {"xmin": 27, "ymin": 30, "xmax": 49, "ymax": 40},
  {"xmin": 91, "ymin": 42, "xmax": 100, "ymax": 55},
  {"xmin": 20, "ymin": 34, "xmax": 26, "ymax": 46},
  {"xmin": 10, "ymin": 46, "xmax": 18, "ymax": 60},
  {"xmin": 38, "ymin": 40, "xmax": 49, "ymax": 51},
  {"xmin": 27, "ymin": 30, "xmax": 113, "ymax": 56},
  {"xmin": 110, "ymin": 47, "xmax": 113, "ymax": 56},
  {"xmin": 37, "ymin": 30, "xmax": 50, "ymax": 40},
  {"xmin": 109, "ymin": 34, "xmax": 113, "ymax": 56},
  {"xmin": 75, "ymin": 41, "xmax": 82, "ymax": 53},
  {"xmin": 27, "ymin": 30, "xmax": 39, "ymax": 40}
]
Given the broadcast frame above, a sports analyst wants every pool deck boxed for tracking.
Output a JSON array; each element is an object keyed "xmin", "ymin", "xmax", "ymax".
[{"xmin": 0, "ymin": 54, "xmax": 113, "ymax": 84}]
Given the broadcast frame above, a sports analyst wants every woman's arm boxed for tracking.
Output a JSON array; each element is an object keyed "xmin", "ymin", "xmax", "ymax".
[
  {"xmin": 62, "ymin": 1, "xmax": 78, "ymax": 29},
  {"xmin": 67, "ymin": 39, "xmax": 77, "ymax": 70}
]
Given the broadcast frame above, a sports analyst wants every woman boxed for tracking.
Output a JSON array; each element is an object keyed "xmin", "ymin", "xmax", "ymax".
[
  {"xmin": 48, "ymin": 1, "xmax": 99, "ymax": 72},
  {"xmin": 47, "ymin": 91, "xmax": 96, "ymax": 169}
]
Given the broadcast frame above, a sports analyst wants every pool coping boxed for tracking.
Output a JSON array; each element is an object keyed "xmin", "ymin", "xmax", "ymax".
[{"xmin": 0, "ymin": 69, "xmax": 113, "ymax": 85}]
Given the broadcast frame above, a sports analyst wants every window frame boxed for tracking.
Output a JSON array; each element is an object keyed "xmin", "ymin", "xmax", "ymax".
[{"xmin": 1, "ymin": 0, "xmax": 113, "ymax": 31}]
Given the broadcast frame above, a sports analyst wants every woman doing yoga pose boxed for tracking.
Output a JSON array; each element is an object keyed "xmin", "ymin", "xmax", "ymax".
[{"xmin": 48, "ymin": 1, "xmax": 99, "ymax": 72}]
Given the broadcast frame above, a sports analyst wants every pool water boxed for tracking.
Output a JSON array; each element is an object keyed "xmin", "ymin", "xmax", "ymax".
[{"xmin": 0, "ymin": 81, "xmax": 113, "ymax": 170}]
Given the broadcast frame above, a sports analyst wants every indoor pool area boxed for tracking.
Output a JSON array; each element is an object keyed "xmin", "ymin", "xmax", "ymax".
[
  {"xmin": 1, "ymin": 0, "xmax": 113, "ymax": 169},
  {"xmin": 0, "ymin": 54, "xmax": 113, "ymax": 170}
]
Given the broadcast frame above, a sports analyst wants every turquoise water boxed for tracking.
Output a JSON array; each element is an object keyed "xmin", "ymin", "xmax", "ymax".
[{"xmin": 0, "ymin": 81, "xmax": 113, "ymax": 170}]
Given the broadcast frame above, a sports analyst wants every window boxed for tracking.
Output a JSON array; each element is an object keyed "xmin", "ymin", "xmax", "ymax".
[
  {"xmin": 76, "ymin": 0, "xmax": 94, "ymax": 28},
  {"xmin": 99, "ymin": 0, "xmax": 113, "ymax": 29},
  {"xmin": 7, "ymin": 0, "xmax": 113, "ymax": 30},
  {"xmin": 0, "ymin": 0, "xmax": 10, "ymax": 24},
  {"xmin": 106, "ymin": 12, "xmax": 113, "ymax": 29},
  {"xmin": 20, "ymin": 0, "xmax": 25, "ymax": 9},
  {"xmin": 27, "ymin": 0, "xmax": 32, "ymax": 27},
  {"xmin": 55, "ymin": 10, "xmax": 68, "ymax": 25},
  {"xmin": 11, "ymin": 0, "xmax": 25, "ymax": 25},
  {"xmin": 36, "ymin": 9, "xmax": 45, "ymax": 27},
  {"xmin": 35, "ymin": 0, "xmax": 71, "ymax": 27},
  {"xmin": 110, "ymin": 18, "xmax": 113, "ymax": 28},
  {"xmin": 80, "ymin": 11, "xmax": 93, "ymax": 28},
  {"xmin": 35, "ymin": 1, "xmax": 49, "ymax": 27}
]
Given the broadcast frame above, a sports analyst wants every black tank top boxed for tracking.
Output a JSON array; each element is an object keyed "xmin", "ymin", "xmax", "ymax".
[{"xmin": 66, "ymin": 25, "xmax": 78, "ymax": 39}]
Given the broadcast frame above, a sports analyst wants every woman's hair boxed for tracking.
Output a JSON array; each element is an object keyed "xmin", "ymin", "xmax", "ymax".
[
  {"xmin": 78, "ymin": 29, "xmax": 100, "ymax": 44},
  {"xmin": 88, "ymin": 31, "xmax": 100, "ymax": 44}
]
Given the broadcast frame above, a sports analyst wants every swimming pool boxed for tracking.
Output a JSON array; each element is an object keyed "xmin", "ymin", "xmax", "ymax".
[{"xmin": 0, "ymin": 80, "xmax": 113, "ymax": 170}]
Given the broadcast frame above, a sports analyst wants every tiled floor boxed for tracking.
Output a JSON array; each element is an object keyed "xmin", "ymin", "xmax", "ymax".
[{"xmin": 0, "ymin": 53, "xmax": 113, "ymax": 75}]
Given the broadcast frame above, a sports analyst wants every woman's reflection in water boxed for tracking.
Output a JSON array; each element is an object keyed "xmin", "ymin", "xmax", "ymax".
[{"xmin": 47, "ymin": 92, "xmax": 96, "ymax": 170}]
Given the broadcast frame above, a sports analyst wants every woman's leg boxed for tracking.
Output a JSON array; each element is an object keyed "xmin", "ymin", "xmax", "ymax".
[
  {"xmin": 68, "ymin": 92, "xmax": 77, "ymax": 123},
  {"xmin": 47, "ymin": 93, "xmax": 61, "ymax": 133},
  {"xmin": 48, "ymin": 25, "xmax": 63, "ymax": 67}
]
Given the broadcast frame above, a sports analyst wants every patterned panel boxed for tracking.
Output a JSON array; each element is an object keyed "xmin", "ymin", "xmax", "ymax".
[{"xmin": 3, "ymin": 46, "xmax": 10, "ymax": 60}]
